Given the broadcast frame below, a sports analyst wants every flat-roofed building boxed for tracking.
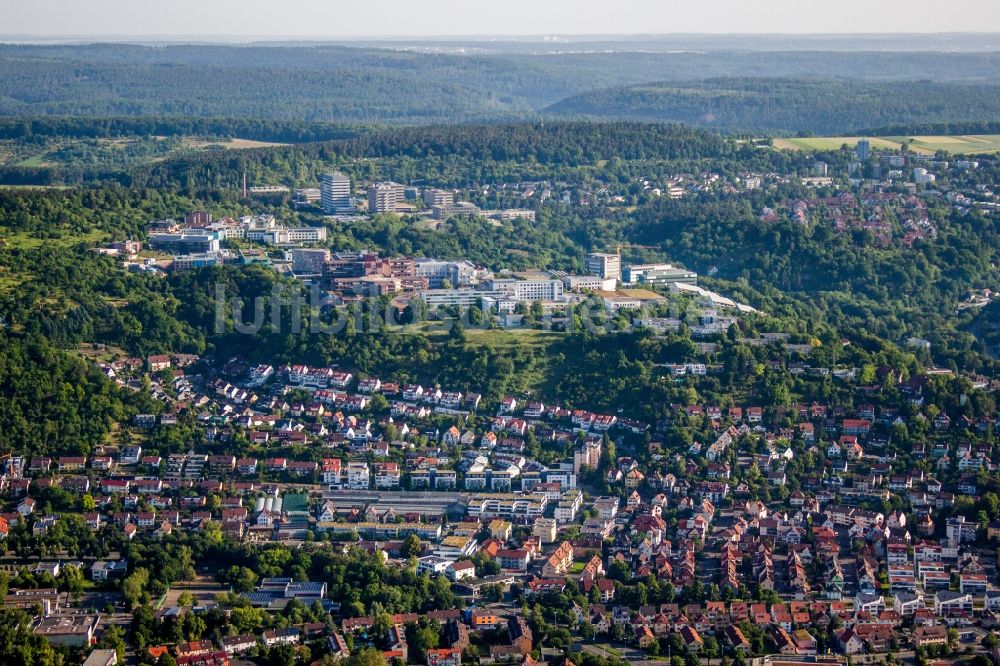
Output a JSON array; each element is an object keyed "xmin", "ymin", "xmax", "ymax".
[
  {"xmin": 533, "ymin": 517, "xmax": 558, "ymax": 544},
  {"xmin": 291, "ymin": 248, "xmax": 330, "ymax": 275},
  {"xmin": 414, "ymin": 259, "xmax": 489, "ymax": 288},
  {"xmin": 487, "ymin": 278, "xmax": 564, "ymax": 302},
  {"xmin": 623, "ymin": 263, "xmax": 697, "ymax": 286},
  {"xmin": 321, "ymin": 172, "xmax": 352, "ymax": 213},
  {"xmin": 423, "ymin": 188, "xmax": 454, "ymax": 208},
  {"xmin": 420, "ymin": 289, "xmax": 502, "ymax": 309},
  {"xmin": 82, "ymin": 648, "xmax": 118, "ymax": 666},
  {"xmin": 465, "ymin": 493, "xmax": 547, "ymax": 521},
  {"xmin": 33, "ymin": 614, "xmax": 100, "ymax": 647},
  {"xmin": 585, "ymin": 253, "xmax": 621, "ymax": 281},
  {"xmin": 149, "ymin": 233, "xmax": 220, "ymax": 254},
  {"xmin": 436, "ymin": 535, "xmax": 478, "ymax": 560},
  {"xmin": 562, "ymin": 275, "xmax": 618, "ymax": 292},
  {"xmin": 368, "ymin": 182, "xmax": 406, "ymax": 213}
]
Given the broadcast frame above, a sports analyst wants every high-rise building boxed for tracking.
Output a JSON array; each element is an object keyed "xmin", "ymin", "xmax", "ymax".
[
  {"xmin": 856, "ymin": 139, "xmax": 871, "ymax": 162},
  {"xmin": 585, "ymin": 252, "xmax": 622, "ymax": 281},
  {"xmin": 573, "ymin": 440, "xmax": 602, "ymax": 473},
  {"xmin": 368, "ymin": 182, "xmax": 406, "ymax": 214},
  {"xmin": 320, "ymin": 172, "xmax": 352, "ymax": 214}
]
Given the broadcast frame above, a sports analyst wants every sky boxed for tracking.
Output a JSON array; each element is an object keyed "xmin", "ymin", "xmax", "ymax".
[{"xmin": 4, "ymin": 0, "xmax": 1000, "ymax": 38}]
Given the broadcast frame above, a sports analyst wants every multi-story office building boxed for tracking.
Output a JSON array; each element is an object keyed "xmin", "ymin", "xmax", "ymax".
[
  {"xmin": 294, "ymin": 188, "xmax": 322, "ymax": 205},
  {"xmin": 488, "ymin": 278, "xmax": 564, "ymax": 302},
  {"xmin": 415, "ymin": 259, "xmax": 489, "ymax": 288},
  {"xmin": 490, "ymin": 209, "xmax": 536, "ymax": 222},
  {"xmin": 368, "ymin": 182, "xmax": 406, "ymax": 213},
  {"xmin": 622, "ymin": 263, "xmax": 698, "ymax": 286},
  {"xmin": 423, "ymin": 188, "xmax": 454, "ymax": 208},
  {"xmin": 421, "ymin": 279, "xmax": 563, "ymax": 310},
  {"xmin": 172, "ymin": 253, "xmax": 225, "ymax": 272},
  {"xmin": 245, "ymin": 227, "xmax": 327, "ymax": 245},
  {"xmin": 149, "ymin": 233, "xmax": 220, "ymax": 254},
  {"xmin": 585, "ymin": 252, "xmax": 622, "ymax": 281},
  {"xmin": 432, "ymin": 202, "xmax": 481, "ymax": 220},
  {"xmin": 320, "ymin": 172, "xmax": 352, "ymax": 213},
  {"xmin": 421, "ymin": 289, "xmax": 495, "ymax": 309},
  {"xmin": 561, "ymin": 275, "xmax": 617, "ymax": 292}
]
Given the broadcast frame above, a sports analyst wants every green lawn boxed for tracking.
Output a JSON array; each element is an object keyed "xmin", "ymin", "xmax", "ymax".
[
  {"xmin": 463, "ymin": 328, "xmax": 563, "ymax": 348},
  {"xmin": 14, "ymin": 153, "xmax": 53, "ymax": 168},
  {"xmin": 391, "ymin": 324, "xmax": 563, "ymax": 395},
  {"xmin": 0, "ymin": 273, "xmax": 28, "ymax": 293}
]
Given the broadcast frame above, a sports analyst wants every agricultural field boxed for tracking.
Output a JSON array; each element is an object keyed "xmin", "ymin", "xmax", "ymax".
[
  {"xmin": 773, "ymin": 134, "xmax": 1000, "ymax": 155},
  {"xmin": 772, "ymin": 136, "xmax": 902, "ymax": 152},
  {"xmin": 893, "ymin": 134, "xmax": 1000, "ymax": 154}
]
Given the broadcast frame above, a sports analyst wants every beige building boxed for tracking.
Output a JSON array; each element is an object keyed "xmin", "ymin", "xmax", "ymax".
[
  {"xmin": 533, "ymin": 518, "xmax": 558, "ymax": 544},
  {"xmin": 585, "ymin": 252, "xmax": 622, "ymax": 281},
  {"xmin": 368, "ymin": 182, "xmax": 406, "ymax": 213}
]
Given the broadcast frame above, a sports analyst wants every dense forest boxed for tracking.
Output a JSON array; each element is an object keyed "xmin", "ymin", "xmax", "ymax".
[
  {"xmin": 0, "ymin": 116, "xmax": 368, "ymax": 143},
  {"xmin": 1, "ymin": 43, "xmax": 1000, "ymax": 128},
  {"xmin": 857, "ymin": 120, "xmax": 1000, "ymax": 137},
  {"xmin": 544, "ymin": 78, "xmax": 1000, "ymax": 134},
  {"xmin": 0, "ymin": 121, "xmax": 737, "ymax": 187}
]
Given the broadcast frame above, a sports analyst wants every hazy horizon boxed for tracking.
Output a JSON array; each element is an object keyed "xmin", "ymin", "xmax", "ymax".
[
  {"xmin": 4, "ymin": 32, "xmax": 1000, "ymax": 41},
  {"xmin": 5, "ymin": 0, "xmax": 1000, "ymax": 39}
]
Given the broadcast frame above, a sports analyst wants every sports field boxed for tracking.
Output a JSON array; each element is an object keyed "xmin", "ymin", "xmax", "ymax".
[{"xmin": 773, "ymin": 135, "xmax": 1000, "ymax": 155}]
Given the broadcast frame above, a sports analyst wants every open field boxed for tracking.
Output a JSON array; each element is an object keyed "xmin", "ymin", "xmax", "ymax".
[
  {"xmin": 773, "ymin": 135, "xmax": 1000, "ymax": 155},
  {"xmin": 0, "ymin": 271, "xmax": 29, "ymax": 293},
  {"xmin": 773, "ymin": 137, "xmax": 902, "ymax": 152},
  {"xmin": 893, "ymin": 135, "xmax": 1000, "ymax": 154},
  {"xmin": 14, "ymin": 154, "xmax": 55, "ymax": 168},
  {"xmin": 176, "ymin": 136, "xmax": 289, "ymax": 150},
  {"xmin": 0, "ymin": 228, "xmax": 107, "ymax": 250}
]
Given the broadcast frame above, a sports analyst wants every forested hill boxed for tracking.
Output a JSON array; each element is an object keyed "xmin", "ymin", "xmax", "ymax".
[
  {"xmin": 119, "ymin": 122, "xmax": 738, "ymax": 190},
  {"xmin": 0, "ymin": 116, "xmax": 369, "ymax": 144},
  {"xmin": 543, "ymin": 78, "xmax": 1000, "ymax": 135},
  {"xmin": 2, "ymin": 43, "xmax": 1000, "ymax": 125}
]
